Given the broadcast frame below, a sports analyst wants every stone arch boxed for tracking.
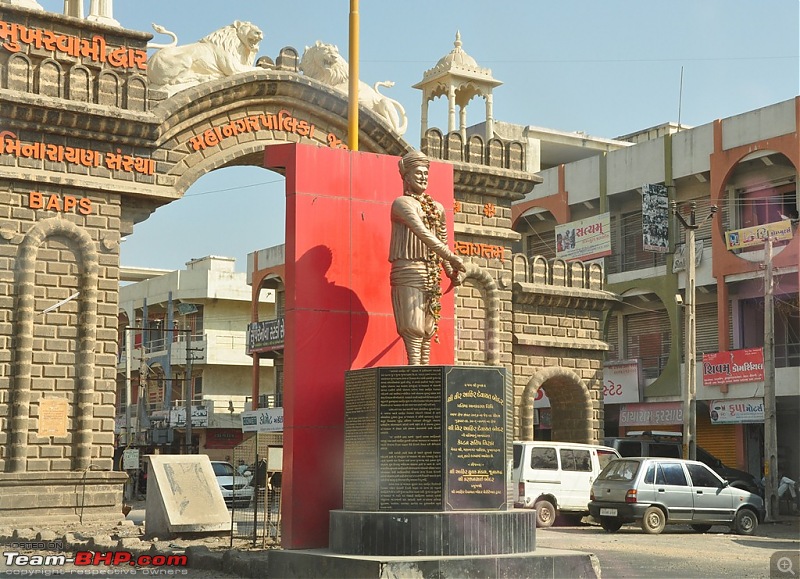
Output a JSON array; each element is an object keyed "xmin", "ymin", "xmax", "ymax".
[
  {"xmin": 149, "ymin": 74, "xmax": 411, "ymax": 193},
  {"xmin": 6, "ymin": 53, "xmax": 33, "ymax": 92},
  {"xmin": 520, "ymin": 367, "xmax": 595, "ymax": 444},
  {"xmin": 97, "ymin": 71, "xmax": 121, "ymax": 107},
  {"xmin": 125, "ymin": 74, "xmax": 147, "ymax": 112},
  {"xmin": 35, "ymin": 58, "xmax": 62, "ymax": 98},
  {"xmin": 67, "ymin": 64, "xmax": 92, "ymax": 102},
  {"xmin": 9, "ymin": 218, "xmax": 99, "ymax": 473}
]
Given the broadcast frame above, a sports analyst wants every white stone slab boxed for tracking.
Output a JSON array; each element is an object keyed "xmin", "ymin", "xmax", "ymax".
[{"xmin": 145, "ymin": 455, "xmax": 231, "ymax": 537}]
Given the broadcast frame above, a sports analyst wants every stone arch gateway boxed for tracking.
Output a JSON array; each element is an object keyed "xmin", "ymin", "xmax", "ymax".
[{"xmin": 0, "ymin": 7, "xmax": 616, "ymax": 549}]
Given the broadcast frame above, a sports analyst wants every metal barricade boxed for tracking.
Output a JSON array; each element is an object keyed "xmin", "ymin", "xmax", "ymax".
[{"xmin": 230, "ymin": 433, "xmax": 283, "ymax": 547}]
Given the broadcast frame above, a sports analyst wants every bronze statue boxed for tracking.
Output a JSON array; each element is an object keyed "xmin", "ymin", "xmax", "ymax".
[{"xmin": 389, "ymin": 150, "xmax": 466, "ymax": 365}]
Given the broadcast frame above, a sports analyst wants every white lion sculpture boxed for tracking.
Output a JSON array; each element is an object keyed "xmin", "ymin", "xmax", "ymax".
[
  {"xmin": 148, "ymin": 21, "xmax": 264, "ymax": 96},
  {"xmin": 300, "ymin": 41, "xmax": 408, "ymax": 136}
]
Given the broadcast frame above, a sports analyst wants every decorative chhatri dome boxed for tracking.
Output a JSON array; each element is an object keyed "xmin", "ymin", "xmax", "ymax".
[
  {"xmin": 414, "ymin": 31, "xmax": 502, "ymax": 141},
  {"xmin": 435, "ymin": 31, "xmax": 479, "ymax": 69}
]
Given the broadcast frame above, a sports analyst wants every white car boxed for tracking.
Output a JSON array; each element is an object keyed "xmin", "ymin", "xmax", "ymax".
[{"xmin": 210, "ymin": 461, "xmax": 253, "ymax": 508}]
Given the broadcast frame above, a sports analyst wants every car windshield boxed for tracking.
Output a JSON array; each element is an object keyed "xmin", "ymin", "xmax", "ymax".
[
  {"xmin": 599, "ymin": 460, "xmax": 641, "ymax": 482},
  {"xmin": 212, "ymin": 462, "xmax": 235, "ymax": 477}
]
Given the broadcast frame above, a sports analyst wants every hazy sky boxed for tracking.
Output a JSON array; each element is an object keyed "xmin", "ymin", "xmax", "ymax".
[{"xmin": 39, "ymin": 1, "xmax": 800, "ymax": 272}]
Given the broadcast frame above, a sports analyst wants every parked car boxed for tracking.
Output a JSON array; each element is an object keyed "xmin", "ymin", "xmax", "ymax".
[
  {"xmin": 603, "ymin": 433, "xmax": 762, "ymax": 495},
  {"xmin": 589, "ymin": 457, "xmax": 764, "ymax": 535},
  {"xmin": 512, "ymin": 441, "xmax": 620, "ymax": 527},
  {"xmin": 210, "ymin": 461, "xmax": 254, "ymax": 508}
]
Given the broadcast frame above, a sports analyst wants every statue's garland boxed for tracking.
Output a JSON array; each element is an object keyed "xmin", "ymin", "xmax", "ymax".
[{"xmin": 412, "ymin": 191, "xmax": 443, "ymax": 343}]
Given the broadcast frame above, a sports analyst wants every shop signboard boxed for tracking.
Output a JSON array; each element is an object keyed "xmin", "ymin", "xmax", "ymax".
[
  {"xmin": 619, "ymin": 402, "xmax": 683, "ymax": 426},
  {"xmin": 709, "ymin": 398, "xmax": 765, "ymax": 424},
  {"xmin": 725, "ymin": 220, "xmax": 793, "ymax": 250},
  {"xmin": 702, "ymin": 348, "xmax": 765, "ymax": 386},
  {"xmin": 169, "ymin": 405, "xmax": 209, "ymax": 428},
  {"xmin": 554, "ymin": 212, "xmax": 612, "ymax": 261},
  {"xmin": 241, "ymin": 407, "xmax": 284, "ymax": 432},
  {"xmin": 603, "ymin": 359, "xmax": 642, "ymax": 404},
  {"xmin": 246, "ymin": 318, "xmax": 284, "ymax": 354}
]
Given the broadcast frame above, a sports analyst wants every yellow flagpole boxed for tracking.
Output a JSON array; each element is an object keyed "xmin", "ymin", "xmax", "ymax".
[{"xmin": 348, "ymin": 0, "xmax": 359, "ymax": 151}]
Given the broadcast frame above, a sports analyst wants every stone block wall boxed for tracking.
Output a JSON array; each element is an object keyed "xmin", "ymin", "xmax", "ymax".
[
  {"xmin": 0, "ymin": 6, "xmax": 152, "ymax": 111},
  {"xmin": 0, "ymin": 181, "xmax": 123, "ymax": 473}
]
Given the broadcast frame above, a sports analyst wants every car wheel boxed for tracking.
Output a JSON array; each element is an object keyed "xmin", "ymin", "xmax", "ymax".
[
  {"xmin": 535, "ymin": 500, "xmax": 557, "ymax": 528},
  {"xmin": 600, "ymin": 516, "xmax": 623, "ymax": 532},
  {"xmin": 641, "ymin": 506, "xmax": 666, "ymax": 534},
  {"xmin": 733, "ymin": 508, "xmax": 758, "ymax": 535},
  {"xmin": 690, "ymin": 524, "xmax": 712, "ymax": 533}
]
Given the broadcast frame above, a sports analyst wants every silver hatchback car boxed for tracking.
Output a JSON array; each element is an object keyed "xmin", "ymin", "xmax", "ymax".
[{"xmin": 589, "ymin": 457, "xmax": 764, "ymax": 535}]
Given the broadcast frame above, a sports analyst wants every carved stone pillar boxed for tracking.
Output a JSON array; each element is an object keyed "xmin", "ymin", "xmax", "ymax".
[{"xmin": 88, "ymin": 0, "xmax": 119, "ymax": 26}]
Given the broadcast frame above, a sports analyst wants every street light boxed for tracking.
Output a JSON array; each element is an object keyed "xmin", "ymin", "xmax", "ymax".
[{"xmin": 671, "ymin": 201, "xmax": 717, "ymax": 461}]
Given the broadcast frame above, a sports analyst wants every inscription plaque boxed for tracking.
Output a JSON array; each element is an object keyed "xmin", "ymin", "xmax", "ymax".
[
  {"xmin": 445, "ymin": 367, "xmax": 506, "ymax": 510},
  {"xmin": 344, "ymin": 366, "xmax": 507, "ymax": 512}
]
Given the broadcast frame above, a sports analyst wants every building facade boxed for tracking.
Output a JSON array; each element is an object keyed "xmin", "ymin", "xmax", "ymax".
[
  {"xmin": 116, "ymin": 255, "xmax": 276, "ymax": 461},
  {"xmin": 510, "ymin": 99, "xmax": 799, "ymax": 480}
]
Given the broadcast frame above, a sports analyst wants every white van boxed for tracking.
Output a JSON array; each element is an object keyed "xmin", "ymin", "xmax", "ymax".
[{"xmin": 512, "ymin": 441, "xmax": 620, "ymax": 527}]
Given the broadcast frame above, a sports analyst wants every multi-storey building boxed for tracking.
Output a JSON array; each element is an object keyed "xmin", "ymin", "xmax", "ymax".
[
  {"xmin": 509, "ymin": 98, "xmax": 799, "ymax": 480},
  {"xmin": 116, "ymin": 255, "xmax": 277, "ymax": 461}
]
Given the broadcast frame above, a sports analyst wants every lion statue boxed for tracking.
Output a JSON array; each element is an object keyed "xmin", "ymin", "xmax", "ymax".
[
  {"xmin": 148, "ymin": 21, "xmax": 264, "ymax": 96},
  {"xmin": 300, "ymin": 41, "xmax": 408, "ymax": 136}
]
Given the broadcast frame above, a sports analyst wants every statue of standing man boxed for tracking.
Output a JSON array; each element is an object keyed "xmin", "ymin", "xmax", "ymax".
[{"xmin": 389, "ymin": 151, "xmax": 466, "ymax": 365}]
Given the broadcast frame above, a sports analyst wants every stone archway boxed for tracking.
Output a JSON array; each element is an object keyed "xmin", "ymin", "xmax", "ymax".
[{"xmin": 520, "ymin": 367, "xmax": 593, "ymax": 443}]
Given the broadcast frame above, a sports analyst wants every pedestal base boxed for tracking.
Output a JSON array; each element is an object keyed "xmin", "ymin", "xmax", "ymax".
[
  {"xmin": 267, "ymin": 548, "xmax": 601, "ymax": 579},
  {"xmin": 330, "ymin": 509, "xmax": 536, "ymax": 556}
]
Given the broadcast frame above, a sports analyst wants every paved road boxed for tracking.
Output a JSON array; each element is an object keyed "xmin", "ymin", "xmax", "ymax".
[{"xmin": 536, "ymin": 519, "xmax": 800, "ymax": 579}]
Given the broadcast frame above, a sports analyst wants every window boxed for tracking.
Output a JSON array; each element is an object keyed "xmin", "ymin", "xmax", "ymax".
[
  {"xmin": 560, "ymin": 449, "xmax": 592, "ymax": 472},
  {"xmin": 625, "ymin": 311, "xmax": 671, "ymax": 379},
  {"xmin": 600, "ymin": 460, "xmax": 640, "ymax": 482},
  {"xmin": 656, "ymin": 463, "xmax": 688, "ymax": 486},
  {"xmin": 598, "ymin": 450, "xmax": 618, "ymax": 470},
  {"xmin": 644, "ymin": 464, "xmax": 656, "ymax": 484},
  {"xmin": 607, "ymin": 211, "xmax": 667, "ymax": 274},
  {"xmin": 686, "ymin": 463, "xmax": 721, "ymax": 488},
  {"xmin": 650, "ymin": 443, "xmax": 681, "ymax": 458},
  {"xmin": 617, "ymin": 441, "xmax": 643, "ymax": 457},
  {"xmin": 530, "ymin": 447, "xmax": 558, "ymax": 470}
]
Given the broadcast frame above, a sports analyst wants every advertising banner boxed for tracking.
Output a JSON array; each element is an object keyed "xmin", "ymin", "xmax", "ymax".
[
  {"xmin": 603, "ymin": 360, "xmax": 642, "ymax": 404},
  {"xmin": 555, "ymin": 212, "xmax": 611, "ymax": 261},
  {"xmin": 725, "ymin": 220, "xmax": 794, "ymax": 250},
  {"xmin": 642, "ymin": 183, "xmax": 670, "ymax": 253},
  {"xmin": 709, "ymin": 398, "xmax": 765, "ymax": 424},
  {"xmin": 702, "ymin": 348, "xmax": 765, "ymax": 386},
  {"xmin": 241, "ymin": 407, "xmax": 284, "ymax": 432},
  {"xmin": 169, "ymin": 405, "xmax": 209, "ymax": 428},
  {"xmin": 619, "ymin": 402, "xmax": 683, "ymax": 426}
]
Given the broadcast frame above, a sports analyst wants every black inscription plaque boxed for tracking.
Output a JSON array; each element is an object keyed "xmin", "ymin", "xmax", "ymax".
[
  {"xmin": 377, "ymin": 367, "xmax": 444, "ymax": 510},
  {"xmin": 343, "ymin": 369, "xmax": 379, "ymax": 510},
  {"xmin": 444, "ymin": 367, "xmax": 506, "ymax": 510},
  {"xmin": 344, "ymin": 366, "xmax": 507, "ymax": 513}
]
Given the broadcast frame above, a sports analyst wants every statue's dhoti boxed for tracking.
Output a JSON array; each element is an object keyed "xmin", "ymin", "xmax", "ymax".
[{"xmin": 390, "ymin": 260, "xmax": 434, "ymax": 365}]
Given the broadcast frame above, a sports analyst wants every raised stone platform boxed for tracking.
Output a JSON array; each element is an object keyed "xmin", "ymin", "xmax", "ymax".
[
  {"xmin": 330, "ymin": 509, "xmax": 536, "ymax": 556},
  {"xmin": 267, "ymin": 548, "xmax": 601, "ymax": 579},
  {"xmin": 0, "ymin": 471, "xmax": 129, "ymax": 525}
]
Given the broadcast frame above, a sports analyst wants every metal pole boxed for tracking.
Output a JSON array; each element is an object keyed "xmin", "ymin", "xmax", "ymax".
[
  {"xmin": 684, "ymin": 216, "xmax": 697, "ymax": 461},
  {"xmin": 763, "ymin": 236, "xmax": 778, "ymax": 521},
  {"xmin": 672, "ymin": 201, "xmax": 717, "ymax": 462},
  {"xmin": 185, "ymin": 327, "xmax": 192, "ymax": 452},
  {"xmin": 348, "ymin": 0, "xmax": 359, "ymax": 150}
]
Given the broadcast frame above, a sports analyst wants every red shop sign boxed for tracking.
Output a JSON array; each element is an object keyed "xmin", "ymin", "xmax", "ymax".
[
  {"xmin": 702, "ymin": 348, "xmax": 765, "ymax": 386},
  {"xmin": 205, "ymin": 429, "xmax": 243, "ymax": 449}
]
